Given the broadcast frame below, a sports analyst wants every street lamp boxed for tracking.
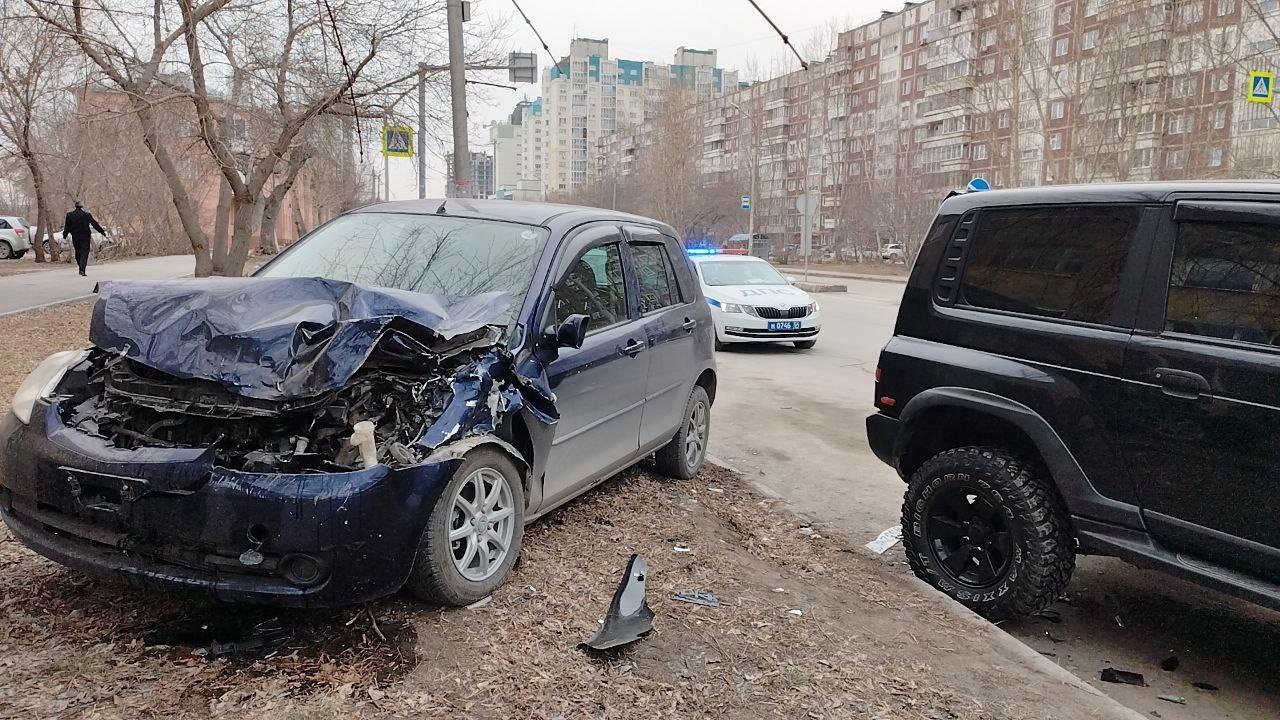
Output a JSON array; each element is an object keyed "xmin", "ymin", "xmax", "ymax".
[{"xmin": 730, "ymin": 101, "xmax": 759, "ymax": 245}]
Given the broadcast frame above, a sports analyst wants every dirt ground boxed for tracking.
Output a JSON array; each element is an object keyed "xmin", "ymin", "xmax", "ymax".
[
  {"xmin": 0, "ymin": 254, "xmax": 69, "ymax": 277},
  {"xmin": 0, "ymin": 301, "xmax": 1121, "ymax": 719}
]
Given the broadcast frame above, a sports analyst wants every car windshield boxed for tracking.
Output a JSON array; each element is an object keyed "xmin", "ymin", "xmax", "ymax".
[
  {"xmin": 698, "ymin": 259, "xmax": 788, "ymax": 286},
  {"xmin": 257, "ymin": 212, "xmax": 548, "ymax": 323}
]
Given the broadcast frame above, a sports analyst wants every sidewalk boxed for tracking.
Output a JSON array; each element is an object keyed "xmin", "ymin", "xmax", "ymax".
[
  {"xmin": 776, "ymin": 264, "xmax": 909, "ymax": 284},
  {"xmin": 0, "ymin": 255, "xmax": 195, "ymax": 317}
]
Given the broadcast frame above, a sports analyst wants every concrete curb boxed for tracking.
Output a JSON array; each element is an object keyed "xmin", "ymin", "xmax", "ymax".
[
  {"xmin": 793, "ymin": 281, "xmax": 847, "ymax": 293},
  {"xmin": 706, "ymin": 455, "xmax": 1145, "ymax": 720}
]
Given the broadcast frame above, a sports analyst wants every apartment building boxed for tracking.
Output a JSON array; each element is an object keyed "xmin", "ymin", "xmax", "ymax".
[
  {"xmin": 496, "ymin": 38, "xmax": 743, "ymax": 197},
  {"xmin": 445, "ymin": 151, "xmax": 496, "ymax": 199},
  {"xmin": 599, "ymin": 0, "xmax": 1280, "ymax": 254}
]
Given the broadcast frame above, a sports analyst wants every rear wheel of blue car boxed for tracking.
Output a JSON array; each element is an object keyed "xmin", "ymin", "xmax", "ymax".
[
  {"xmin": 654, "ymin": 385, "xmax": 711, "ymax": 479},
  {"xmin": 405, "ymin": 448, "xmax": 525, "ymax": 606}
]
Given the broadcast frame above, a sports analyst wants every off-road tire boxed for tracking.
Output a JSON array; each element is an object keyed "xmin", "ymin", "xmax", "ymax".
[
  {"xmin": 901, "ymin": 447, "xmax": 1074, "ymax": 620},
  {"xmin": 654, "ymin": 385, "xmax": 711, "ymax": 479},
  {"xmin": 0, "ymin": 241, "xmax": 12, "ymax": 260},
  {"xmin": 405, "ymin": 448, "xmax": 525, "ymax": 606},
  {"xmin": 793, "ymin": 339, "xmax": 817, "ymax": 349}
]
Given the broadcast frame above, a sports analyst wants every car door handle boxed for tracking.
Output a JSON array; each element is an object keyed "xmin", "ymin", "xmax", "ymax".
[
  {"xmin": 620, "ymin": 338, "xmax": 646, "ymax": 357},
  {"xmin": 1153, "ymin": 367, "xmax": 1210, "ymax": 400},
  {"xmin": 681, "ymin": 317, "xmax": 697, "ymax": 332}
]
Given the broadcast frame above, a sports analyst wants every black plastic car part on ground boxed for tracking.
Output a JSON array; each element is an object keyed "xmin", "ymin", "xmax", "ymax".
[
  {"xmin": 0, "ymin": 199, "xmax": 718, "ymax": 608},
  {"xmin": 866, "ymin": 181, "xmax": 1280, "ymax": 618}
]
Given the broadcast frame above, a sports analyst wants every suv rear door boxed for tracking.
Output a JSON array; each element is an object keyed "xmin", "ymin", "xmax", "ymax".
[{"xmin": 1121, "ymin": 198, "xmax": 1280, "ymax": 579}]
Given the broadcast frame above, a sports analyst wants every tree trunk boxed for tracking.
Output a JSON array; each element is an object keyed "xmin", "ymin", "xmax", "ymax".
[
  {"xmin": 211, "ymin": 177, "xmax": 233, "ymax": 274},
  {"xmin": 224, "ymin": 195, "xmax": 259, "ymax": 277},
  {"xmin": 23, "ymin": 152, "xmax": 51, "ymax": 262},
  {"xmin": 292, "ymin": 201, "xmax": 307, "ymax": 241},
  {"xmin": 134, "ymin": 101, "xmax": 213, "ymax": 276}
]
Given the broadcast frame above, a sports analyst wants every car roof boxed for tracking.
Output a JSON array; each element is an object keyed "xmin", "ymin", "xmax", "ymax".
[
  {"xmin": 355, "ymin": 198, "xmax": 665, "ymax": 229},
  {"xmin": 939, "ymin": 180, "xmax": 1280, "ymax": 215},
  {"xmin": 689, "ymin": 254, "xmax": 770, "ymax": 264}
]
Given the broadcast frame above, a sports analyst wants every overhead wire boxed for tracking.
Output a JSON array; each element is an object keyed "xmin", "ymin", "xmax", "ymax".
[
  {"xmin": 744, "ymin": 0, "xmax": 808, "ymax": 70},
  {"xmin": 509, "ymin": 0, "xmax": 563, "ymax": 78}
]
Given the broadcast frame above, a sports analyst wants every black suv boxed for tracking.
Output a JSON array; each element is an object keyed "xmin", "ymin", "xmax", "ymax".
[{"xmin": 867, "ymin": 182, "xmax": 1280, "ymax": 619}]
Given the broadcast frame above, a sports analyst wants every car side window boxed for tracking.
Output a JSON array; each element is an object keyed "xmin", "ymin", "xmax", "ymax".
[
  {"xmin": 556, "ymin": 242, "xmax": 629, "ymax": 333},
  {"xmin": 960, "ymin": 205, "xmax": 1142, "ymax": 325},
  {"xmin": 631, "ymin": 243, "xmax": 678, "ymax": 313},
  {"xmin": 0, "ymin": 220, "xmax": 9, "ymax": 230},
  {"xmin": 1165, "ymin": 220, "xmax": 1280, "ymax": 347}
]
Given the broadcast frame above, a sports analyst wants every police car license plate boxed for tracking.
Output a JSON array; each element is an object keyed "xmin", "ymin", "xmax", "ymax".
[{"xmin": 768, "ymin": 321, "xmax": 801, "ymax": 331}]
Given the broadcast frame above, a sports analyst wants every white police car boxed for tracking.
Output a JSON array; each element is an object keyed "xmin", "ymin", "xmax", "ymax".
[{"xmin": 688, "ymin": 251, "xmax": 821, "ymax": 350}]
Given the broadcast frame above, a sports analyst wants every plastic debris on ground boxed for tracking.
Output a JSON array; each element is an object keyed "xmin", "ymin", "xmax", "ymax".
[
  {"xmin": 580, "ymin": 554, "xmax": 655, "ymax": 652},
  {"xmin": 787, "ymin": 609, "xmax": 803, "ymax": 617},
  {"xmin": 1157, "ymin": 695, "xmax": 1187, "ymax": 705},
  {"xmin": 673, "ymin": 591, "xmax": 721, "ymax": 608},
  {"xmin": 865, "ymin": 525, "xmax": 903, "ymax": 554},
  {"xmin": 1099, "ymin": 668, "xmax": 1146, "ymax": 686},
  {"xmin": 672, "ymin": 544, "xmax": 691, "ymax": 553},
  {"xmin": 465, "ymin": 595, "xmax": 493, "ymax": 610}
]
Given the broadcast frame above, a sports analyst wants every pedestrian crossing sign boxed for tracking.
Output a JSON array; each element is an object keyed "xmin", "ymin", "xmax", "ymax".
[
  {"xmin": 382, "ymin": 126, "xmax": 414, "ymax": 157},
  {"xmin": 1247, "ymin": 71, "xmax": 1273, "ymax": 104}
]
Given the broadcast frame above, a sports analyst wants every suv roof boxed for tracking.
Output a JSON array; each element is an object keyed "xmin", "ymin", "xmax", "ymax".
[{"xmin": 939, "ymin": 180, "xmax": 1280, "ymax": 215}]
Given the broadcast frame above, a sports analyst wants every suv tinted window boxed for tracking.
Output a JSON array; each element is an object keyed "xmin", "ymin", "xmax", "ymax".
[
  {"xmin": 961, "ymin": 206, "xmax": 1141, "ymax": 325},
  {"xmin": 631, "ymin": 243, "xmax": 678, "ymax": 313},
  {"xmin": 557, "ymin": 243, "xmax": 629, "ymax": 332},
  {"xmin": 1166, "ymin": 220, "xmax": 1280, "ymax": 346}
]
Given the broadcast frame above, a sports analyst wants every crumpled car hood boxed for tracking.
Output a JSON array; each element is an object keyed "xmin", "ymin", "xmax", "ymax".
[{"xmin": 90, "ymin": 277, "xmax": 512, "ymax": 402}]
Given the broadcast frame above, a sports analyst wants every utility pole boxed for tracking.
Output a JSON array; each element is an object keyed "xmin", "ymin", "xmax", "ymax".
[
  {"xmin": 446, "ymin": 0, "xmax": 472, "ymax": 198},
  {"xmin": 418, "ymin": 62, "xmax": 427, "ymax": 199}
]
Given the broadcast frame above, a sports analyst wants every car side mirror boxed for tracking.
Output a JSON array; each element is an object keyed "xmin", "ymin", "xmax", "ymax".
[{"xmin": 553, "ymin": 313, "xmax": 590, "ymax": 349}]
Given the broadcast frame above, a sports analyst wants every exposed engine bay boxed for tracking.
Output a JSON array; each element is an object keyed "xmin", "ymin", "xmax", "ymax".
[
  {"xmin": 55, "ymin": 277, "xmax": 558, "ymax": 475},
  {"xmin": 60, "ymin": 330, "xmax": 497, "ymax": 473}
]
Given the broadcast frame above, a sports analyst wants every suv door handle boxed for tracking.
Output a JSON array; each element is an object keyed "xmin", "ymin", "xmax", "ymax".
[
  {"xmin": 1153, "ymin": 367, "xmax": 1210, "ymax": 400},
  {"xmin": 681, "ymin": 317, "xmax": 697, "ymax": 331},
  {"xmin": 620, "ymin": 338, "xmax": 646, "ymax": 357}
]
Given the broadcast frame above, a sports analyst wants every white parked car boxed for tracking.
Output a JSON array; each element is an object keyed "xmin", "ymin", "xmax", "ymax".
[
  {"xmin": 689, "ymin": 252, "xmax": 821, "ymax": 350},
  {"xmin": 0, "ymin": 216, "xmax": 32, "ymax": 259},
  {"xmin": 880, "ymin": 243, "xmax": 904, "ymax": 262}
]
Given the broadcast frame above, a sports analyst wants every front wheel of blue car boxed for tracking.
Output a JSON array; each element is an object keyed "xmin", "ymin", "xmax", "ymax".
[
  {"xmin": 405, "ymin": 448, "xmax": 525, "ymax": 606},
  {"xmin": 654, "ymin": 385, "xmax": 711, "ymax": 480}
]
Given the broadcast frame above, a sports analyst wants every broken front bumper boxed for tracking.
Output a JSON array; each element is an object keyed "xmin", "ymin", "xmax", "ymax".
[{"xmin": 0, "ymin": 401, "xmax": 456, "ymax": 607}]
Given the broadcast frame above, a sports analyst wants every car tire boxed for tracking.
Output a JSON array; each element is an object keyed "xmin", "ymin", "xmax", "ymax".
[
  {"xmin": 0, "ymin": 241, "xmax": 12, "ymax": 260},
  {"xmin": 654, "ymin": 385, "xmax": 711, "ymax": 480},
  {"xmin": 901, "ymin": 447, "xmax": 1074, "ymax": 620},
  {"xmin": 793, "ymin": 339, "xmax": 816, "ymax": 349},
  {"xmin": 404, "ymin": 447, "xmax": 525, "ymax": 606}
]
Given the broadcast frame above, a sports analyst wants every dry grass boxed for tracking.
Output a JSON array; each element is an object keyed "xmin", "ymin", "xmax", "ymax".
[{"xmin": 0, "ymin": 300, "xmax": 1100, "ymax": 720}]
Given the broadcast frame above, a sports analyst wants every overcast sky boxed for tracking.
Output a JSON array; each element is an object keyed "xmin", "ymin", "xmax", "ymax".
[{"xmin": 381, "ymin": 0, "xmax": 888, "ymax": 197}]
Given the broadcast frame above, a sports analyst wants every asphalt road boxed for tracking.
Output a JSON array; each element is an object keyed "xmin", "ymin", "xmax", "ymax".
[
  {"xmin": 711, "ymin": 278, "xmax": 1280, "ymax": 720},
  {"xmin": 0, "ymin": 255, "xmax": 195, "ymax": 316}
]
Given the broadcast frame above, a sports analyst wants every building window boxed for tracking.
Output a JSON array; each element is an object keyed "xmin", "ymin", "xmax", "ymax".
[
  {"xmin": 1207, "ymin": 147, "xmax": 1223, "ymax": 167},
  {"xmin": 960, "ymin": 206, "xmax": 1143, "ymax": 325},
  {"xmin": 1085, "ymin": 0, "xmax": 1101, "ymax": 15},
  {"xmin": 1050, "ymin": 100, "xmax": 1065, "ymax": 119},
  {"xmin": 1057, "ymin": 5, "xmax": 1072, "ymax": 24},
  {"xmin": 903, "ymin": 53, "xmax": 914, "ymax": 70},
  {"xmin": 1050, "ymin": 132, "xmax": 1063, "ymax": 150},
  {"xmin": 998, "ymin": 111, "xmax": 1010, "ymax": 128},
  {"xmin": 1214, "ymin": 106, "xmax": 1228, "ymax": 129},
  {"xmin": 902, "ymin": 80, "xmax": 912, "ymax": 97},
  {"xmin": 1167, "ymin": 149, "xmax": 1188, "ymax": 168},
  {"xmin": 972, "ymin": 143, "xmax": 989, "ymax": 160},
  {"xmin": 904, "ymin": 27, "xmax": 915, "ymax": 44},
  {"xmin": 1082, "ymin": 29, "xmax": 1100, "ymax": 50},
  {"xmin": 1180, "ymin": 0, "xmax": 1204, "ymax": 23},
  {"xmin": 917, "ymin": 75, "xmax": 926, "ymax": 91},
  {"xmin": 1054, "ymin": 37, "xmax": 1069, "ymax": 57},
  {"xmin": 1132, "ymin": 147, "xmax": 1154, "ymax": 168},
  {"xmin": 1173, "ymin": 76, "xmax": 1198, "ymax": 98},
  {"xmin": 1216, "ymin": 72, "xmax": 1230, "ymax": 92},
  {"xmin": 1217, "ymin": 0, "xmax": 1235, "ymax": 14},
  {"xmin": 980, "ymin": 29, "xmax": 997, "ymax": 48}
]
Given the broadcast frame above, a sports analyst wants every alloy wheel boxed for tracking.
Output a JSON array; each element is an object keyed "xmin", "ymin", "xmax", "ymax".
[
  {"xmin": 448, "ymin": 467, "xmax": 516, "ymax": 582},
  {"xmin": 925, "ymin": 486, "xmax": 1015, "ymax": 588},
  {"xmin": 684, "ymin": 400, "xmax": 708, "ymax": 468}
]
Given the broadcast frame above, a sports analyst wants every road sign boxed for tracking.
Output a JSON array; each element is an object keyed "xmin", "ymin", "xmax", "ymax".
[
  {"xmin": 383, "ymin": 126, "xmax": 414, "ymax": 157},
  {"xmin": 741, "ymin": 194, "xmax": 751, "ymax": 210},
  {"xmin": 1247, "ymin": 71, "xmax": 1274, "ymax": 104},
  {"xmin": 795, "ymin": 193, "xmax": 818, "ymax": 255},
  {"xmin": 509, "ymin": 52, "xmax": 538, "ymax": 84}
]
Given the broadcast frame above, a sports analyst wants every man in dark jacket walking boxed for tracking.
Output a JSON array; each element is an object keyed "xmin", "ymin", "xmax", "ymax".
[{"xmin": 62, "ymin": 201, "xmax": 106, "ymax": 276}]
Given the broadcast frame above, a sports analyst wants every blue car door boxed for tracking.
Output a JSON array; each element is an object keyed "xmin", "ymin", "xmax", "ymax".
[{"xmin": 541, "ymin": 225, "xmax": 649, "ymax": 508}]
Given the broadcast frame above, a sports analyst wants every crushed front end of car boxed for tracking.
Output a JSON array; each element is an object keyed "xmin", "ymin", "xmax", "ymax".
[{"xmin": 0, "ymin": 277, "xmax": 555, "ymax": 607}]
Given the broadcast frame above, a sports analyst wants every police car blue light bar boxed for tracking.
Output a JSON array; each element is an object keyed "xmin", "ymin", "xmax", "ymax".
[{"xmin": 687, "ymin": 247, "xmax": 719, "ymax": 255}]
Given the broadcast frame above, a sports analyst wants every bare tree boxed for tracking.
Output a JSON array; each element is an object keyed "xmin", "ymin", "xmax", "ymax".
[{"xmin": 0, "ymin": 13, "xmax": 71, "ymax": 261}]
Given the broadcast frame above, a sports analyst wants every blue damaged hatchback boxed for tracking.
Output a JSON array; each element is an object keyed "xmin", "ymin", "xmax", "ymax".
[{"xmin": 0, "ymin": 199, "xmax": 716, "ymax": 607}]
